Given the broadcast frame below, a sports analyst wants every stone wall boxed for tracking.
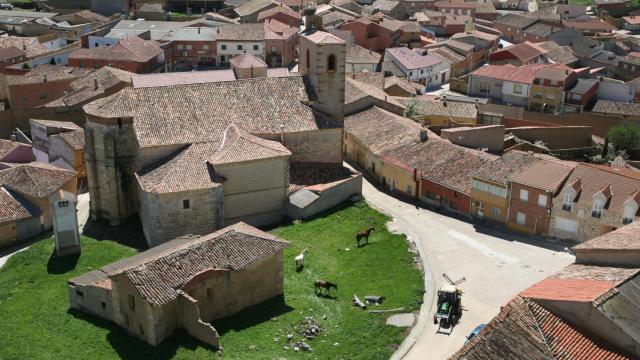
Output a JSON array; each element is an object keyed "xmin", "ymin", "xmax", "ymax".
[
  {"xmin": 216, "ymin": 157, "xmax": 288, "ymax": 227},
  {"xmin": 138, "ymin": 186, "xmax": 224, "ymax": 248},
  {"xmin": 283, "ymin": 129, "xmax": 343, "ymax": 164},
  {"xmin": 111, "ymin": 273, "xmax": 157, "ymax": 345},
  {"xmin": 285, "ymin": 174, "xmax": 362, "ymax": 220},
  {"xmin": 68, "ymin": 282, "xmax": 114, "ymax": 322},
  {"xmin": 84, "ymin": 117, "xmax": 138, "ymax": 225},
  {"xmin": 548, "ymin": 191, "xmax": 626, "ymax": 242},
  {"xmin": 441, "ymin": 125, "xmax": 504, "ymax": 153},
  {"xmin": 506, "ymin": 126, "xmax": 592, "ymax": 150},
  {"xmin": 177, "ymin": 292, "xmax": 220, "ymax": 347}
]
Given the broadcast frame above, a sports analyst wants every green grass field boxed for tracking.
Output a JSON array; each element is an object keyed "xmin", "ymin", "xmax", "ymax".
[{"xmin": 0, "ymin": 201, "xmax": 424, "ymax": 360}]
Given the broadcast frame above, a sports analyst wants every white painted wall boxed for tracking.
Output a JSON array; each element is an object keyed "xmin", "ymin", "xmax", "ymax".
[{"xmin": 217, "ymin": 41, "xmax": 264, "ymax": 62}]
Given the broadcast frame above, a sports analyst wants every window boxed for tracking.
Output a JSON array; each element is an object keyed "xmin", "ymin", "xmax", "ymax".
[
  {"xmin": 101, "ymin": 301, "xmax": 106, "ymax": 309},
  {"xmin": 76, "ymin": 290, "xmax": 84, "ymax": 297},
  {"xmin": 538, "ymin": 194, "xmax": 547, "ymax": 207},
  {"xmin": 533, "ymin": 92, "xmax": 542, "ymax": 98},
  {"xmin": 520, "ymin": 189, "xmax": 529, "ymax": 202},
  {"xmin": 427, "ymin": 191, "xmax": 436, "ymax": 200},
  {"xmin": 513, "ymin": 84, "xmax": 523, "ymax": 94},
  {"xmin": 450, "ymin": 201, "xmax": 458, "ymax": 210},
  {"xmin": 592, "ymin": 199, "xmax": 604, "ymax": 218},
  {"xmin": 562, "ymin": 192, "xmax": 573, "ymax": 211},
  {"xmin": 406, "ymin": 185, "xmax": 412, "ymax": 194},
  {"xmin": 409, "ymin": 71, "xmax": 413, "ymax": 76},
  {"xmin": 203, "ymin": 45, "xmax": 209, "ymax": 50},
  {"xmin": 253, "ymin": 44, "xmax": 259, "ymax": 50},
  {"xmin": 555, "ymin": 217, "xmax": 577, "ymax": 234},
  {"xmin": 128, "ymin": 295, "xmax": 135, "ymax": 311},
  {"xmin": 237, "ymin": 44, "xmax": 243, "ymax": 50},
  {"xmin": 221, "ymin": 44, "xmax": 227, "ymax": 50},
  {"xmin": 306, "ymin": 49, "xmax": 310, "ymax": 69},
  {"xmin": 271, "ymin": 45, "xmax": 276, "ymax": 53},
  {"xmin": 491, "ymin": 207, "xmax": 500, "ymax": 218},
  {"xmin": 420, "ymin": 69, "xmax": 424, "ymax": 74},
  {"xmin": 183, "ymin": 199, "xmax": 190, "ymax": 209},
  {"xmin": 327, "ymin": 54, "xmax": 336, "ymax": 72},
  {"xmin": 623, "ymin": 202, "xmax": 638, "ymax": 225},
  {"xmin": 117, "ymin": 119, "xmax": 123, "ymax": 129},
  {"xmin": 58, "ymin": 200, "xmax": 69, "ymax": 208},
  {"xmin": 207, "ymin": 288, "xmax": 213, "ymax": 300},
  {"xmin": 516, "ymin": 212, "xmax": 526, "ymax": 225},
  {"xmin": 177, "ymin": 44, "xmax": 184, "ymax": 50},
  {"xmin": 186, "ymin": 45, "xmax": 192, "ymax": 50}
]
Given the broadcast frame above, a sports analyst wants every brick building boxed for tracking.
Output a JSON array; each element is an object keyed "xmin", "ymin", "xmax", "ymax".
[
  {"xmin": 162, "ymin": 27, "xmax": 218, "ymax": 71},
  {"xmin": 508, "ymin": 159, "xmax": 576, "ymax": 236},
  {"xmin": 69, "ymin": 36, "xmax": 165, "ymax": 74}
]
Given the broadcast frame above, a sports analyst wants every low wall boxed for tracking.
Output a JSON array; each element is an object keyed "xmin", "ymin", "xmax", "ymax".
[
  {"xmin": 286, "ymin": 174, "xmax": 363, "ymax": 220},
  {"xmin": 506, "ymin": 126, "xmax": 593, "ymax": 149}
]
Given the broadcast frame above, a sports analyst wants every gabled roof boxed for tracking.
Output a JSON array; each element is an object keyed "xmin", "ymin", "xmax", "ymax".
[
  {"xmin": 0, "ymin": 162, "xmax": 75, "ymax": 198},
  {"xmin": 0, "ymin": 139, "xmax": 29, "ymax": 159},
  {"xmin": 44, "ymin": 67, "xmax": 134, "ymax": 108},
  {"xmin": 450, "ymin": 295, "xmax": 632, "ymax": 360},
  {"xmin": 234, "ymin": 0, "xmax": 277, "ymax": 17},
  {"xmin": 70, "ymin": 36, "xmax": 163, "ymax": 63},
  {"xmin": 592, "ymin": 100, "xmax": 640, "ymax": 116},
  {"xmin": 71, "ymin": 223, "xmax": 290, "ymax": 307},
  {"xmin": 84, "ymin": 76, "xmax": 328, "ymax": 150},
  {"xmin": 229, "ymin": 52, "xmax": 268, "ymax": 69},
  {"xmin": 472, "ymin": 150, "xmax": 540, "ymax": 185},
  {"xmin": 494, "ymin": 13, "xmax": 537, "ymax": 29},
  {"xmin": 302, "ymin": 29, "xmax": 346, "ymax": 44},
  {"xmin": 344, "ymin": 106, "xmax": 420, "ymax": 155},
  {"xmin": 346, "ymin": 44, "xmax": 382, "ymax": 64},
  {"xmin": 131, "ymin": 69, "xmax": 236, "ymax": 88},
  {"xmin": 385, "ymin": 47, "xmax": 443, "ymax": 70},
  {"xmin": 471, "ymin": 64, "xmax": 548, "ymax": 84},
  {"xmin": 207, "ymin": 123, "xmax": 291, "ymax": 165},
  {"xmin": 0, "ymin": 187, "xmax": 38, "ymax": 225},
  {"xmin": 51, "ymin": 130, "xmax": 84, "ymax": 151},
  {"xmin": 538, "ymin": 41, "xmax": 578, "ymax": 65},
  {"xmin": 490, "ymin": 41, "xmax": 549, "ymax": 63},
  {"xmin": 257, "ymin": 5, "xmax": 301, "ymax": 22},
  {"xmin": 345, "ymin": 76, "xmax": 404, "ymax": 109},
  {"xmin": 215, "ymin": 23, "xmax": 266, "ymax": 41},
  {"xmin": 510, "ymin": 158, "xmax": 576, "ymax": 192}
]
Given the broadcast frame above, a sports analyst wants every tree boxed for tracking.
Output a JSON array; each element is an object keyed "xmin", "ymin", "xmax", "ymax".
[
  {"xmin": 403, "ymin": 99, "xmax": 417, "ymax": 118},
  {"xmin": 606, "ymin": 124, "xmax": 640, "ymax": 154}
]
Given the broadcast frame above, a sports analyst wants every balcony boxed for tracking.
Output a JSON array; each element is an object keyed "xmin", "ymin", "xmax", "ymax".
[{"xmin": 591, "ymin": 210, "xmax": 602, "ymax": 219}]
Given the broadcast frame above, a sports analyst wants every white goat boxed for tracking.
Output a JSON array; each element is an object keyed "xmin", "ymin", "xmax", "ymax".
[{"xmin": 295, "ymin": 248, "xmax": 308, "ymax": 272}]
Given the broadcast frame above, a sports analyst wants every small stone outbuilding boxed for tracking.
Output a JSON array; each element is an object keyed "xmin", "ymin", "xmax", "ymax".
[{"xmin": 68, "ymin": 222, "xmax": 290, "ymax": 347}]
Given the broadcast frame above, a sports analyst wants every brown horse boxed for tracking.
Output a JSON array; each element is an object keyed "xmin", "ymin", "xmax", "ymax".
[
  {"xmin": 356, "ymin": 227, "xmax": 375, "ymax": 246},
  {"xmin": 314, "ymin": 280, "xmax": 338, "ymax": 295}
]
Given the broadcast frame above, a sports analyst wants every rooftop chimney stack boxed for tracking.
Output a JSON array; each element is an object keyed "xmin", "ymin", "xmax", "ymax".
[{"xmin": 94, "ymin": 78, "xmax": 99, "ymax": 90}]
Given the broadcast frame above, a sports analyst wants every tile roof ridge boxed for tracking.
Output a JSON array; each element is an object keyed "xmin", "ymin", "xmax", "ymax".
[
  {"xmin": 148, "ymin": 144, "xmax": 194, "ymax": 192},
  {"xmin": 522, "ymin": 299, "xmax": 555, "ymax": 356},
  {"xmin": 22, "ymin": 164, "xmax": 42, "ymax": 197}
]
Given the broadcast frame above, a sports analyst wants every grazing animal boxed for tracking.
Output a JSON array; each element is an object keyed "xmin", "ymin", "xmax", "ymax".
[
  {"xmin": 356, "ymin": 227, "xmax": 375, "ymax": 246},
  {"xmin": 314, "ymin": 279, "xmax": 338, "ymax": 295},
  {"xmin": 295, "ymin": 248, "xmax": 308, "ymax": 272}
]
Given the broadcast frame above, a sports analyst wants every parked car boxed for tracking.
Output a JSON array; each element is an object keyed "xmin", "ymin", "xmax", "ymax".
[
  {"xmin": 0, "ymin": 3, "xmax": 13, "ymax": 9},
  {"xmin": 465, "ymin": 324, "xmax": 486, "ymax": 343}
]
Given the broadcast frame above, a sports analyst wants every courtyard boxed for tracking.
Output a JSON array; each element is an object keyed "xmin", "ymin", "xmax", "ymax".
[{"xmin": 0, "ymin": 201, "xmax": 423, "ymax": 360}]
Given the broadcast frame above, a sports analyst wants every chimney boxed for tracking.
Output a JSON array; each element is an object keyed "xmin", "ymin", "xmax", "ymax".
[
  {"xmin": 419, "ymin": 128, "xmax": 428, "ymax": 141},
  {"xmin": 94, "ymin": 78, "xmax": 99, "ymax": 90}
]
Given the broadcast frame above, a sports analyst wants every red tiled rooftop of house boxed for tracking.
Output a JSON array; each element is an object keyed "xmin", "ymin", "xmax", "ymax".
[
  {"xmin": 386, "ymin": 47, "xmax": 443, "ymax": 70},
  {"xmin": 520, "ymin": 277, "xmax": 617, "ymax": 302},
  {"xmin": 472, "ymin": 63, "xmax": 549, "ymax": 84},
  {"xmin": 490, "ymin": 41, "xmax": 549, "ymax": 63},
  {"xmin": 623, "ymin": 15, "xmax": 640, "ymax": 25}
]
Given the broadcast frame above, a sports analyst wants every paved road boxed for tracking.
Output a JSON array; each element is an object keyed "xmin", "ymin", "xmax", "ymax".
[{"xmin": 359, "ymin": 176, "xmax": 574, "ymax": 359}]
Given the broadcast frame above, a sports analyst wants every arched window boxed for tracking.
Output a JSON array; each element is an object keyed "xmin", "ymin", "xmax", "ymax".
[
  {"xmin": 306, "ymin": 49, "xmax": 310, "ymax": 69},
  {"xmin": 327, "ymin": 54, "xmax": 336, "ymax": 72}
]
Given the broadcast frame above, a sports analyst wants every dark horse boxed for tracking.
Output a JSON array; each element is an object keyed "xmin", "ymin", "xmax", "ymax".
[
  {"xmin": 355, "ymin": 227, "xmax": 375, "ymax": 247},
  {"xmin": 314, "ymin": 280, "xmax": 338, "ymax": 295}
]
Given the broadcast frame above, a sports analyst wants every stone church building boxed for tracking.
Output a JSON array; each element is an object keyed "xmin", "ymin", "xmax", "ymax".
[
  {"xmin": 68, "ymin": 222, "xmax": 290, "ymax": 347},
  {"xmin": 83, "ymin": 13, "xmax": 348, "ymax": 247}
]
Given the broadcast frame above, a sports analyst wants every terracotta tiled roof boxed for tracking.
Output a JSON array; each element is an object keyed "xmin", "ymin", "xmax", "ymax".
[
  {"xmin": 136, "ymin": 142, "xmax": 222, "ymax": 194},
  {"xmin": 44, "ymin": 67, "xmax": 134, "ymax": 108},
  {"xmin": 561, "ymin": 163, "xmax": 640, "ymax": 215},
  {"xmin": 538, "ymin": 41, "xmax": 578, "ymax": 65},
  {"xmin": 6, "ymin": 65, "xmax": 92, "ymax": 86},
  {"xmin": 29, "ymin": 119, "xmax": 82, "ymax": 131},
  {"xmin": 428, "ymin": 46, "xmax": 465, "ymax": 63},
  {"xmin": 84, "ymin": 76, "xmax": 326, "ymax": 149},
  {"xmin": 451, "ymin": 30, "xmax": 499, "ymax": 43},
  {"xmin": 132, "ymin": 69, "xmax": 235, "ymax": 88},
  {"xmin": 490, "ymin": 41, "xmax": 549, "ymax": 63},
  {"xmin": 472, "ymin": 150, "xmax": 540, "ymax": 185},
  {"xmin": 345, "ymin": 106, "xmax": 421, "ymax": 155},
  {"xmin": 494, "ymin": 13, "xmax": 537, "ymax": 29},
  {"xmin": 435, "ymin": 0, "xmax": 476, "ymax": 9},
  {"xmin": 511, "ymin": 159, "xmax": 576, "ymax": 192},
  {"xmin": 520, "ymin": 264, "xmax": 637, "ymax": 302},
  {"xmin": 450, "ymin": 295, "xmax": 632, "ymax": 360},
  {"xmin": 257, "ymin": 5, "xmax": 301, "ymax": 21},
  {"xmin": 0, "ymin": 162, "xmax": 75, "ymax": 198},
  {"xmin": 302, "ymin": 29, "xmax": 346, "ymax": 44},
  {"xmin": 563, "ymin": 19, "xmax": 615, "ymax": 32},
  {"xmin": 0, "ymin": 46, "xmax": 24, "ymax": 61},
  {"xmin": 346, "ymin": 44, "xmax": 381, "ymax": 64},
  {"xmin": 574, "ymin": 221, "xmax": 640, "ymax": 251},
  {"xmin": 230, "ymin": 52, "xmax": 267, "ymax": 69},
  {"xmin": 399, "ymin": 98, "xmax": 477, "ymax": 119},
  {"xmin": 0, "ymin": 139, "xmax": 25, "ymax": 159},
  {"xmin": 471, "ymin": 64, "xmax": 548, "ymax": 84},
  {"xmin": 0, "ymin": 37, "xmax": 49, "ymax": 58},
  {"xmin": 234, "ymin": 0, "xmax": 277, "ymax": 17},
  {"xmin": 345, "ymin": 76, "xmax": 404, "ymax": 109},
  {"xmin": 386, "ymin": 47, "xmax": 443, "ymax": 70},
  {"xmin": 117, "ymin": 223, "xmax": 289, "ymax": 307},
  {"xmin": 51, "ymin": 130, "xmax": 85, "ymax": 151},
  {"xmin": 208, "ymin": 123, "xmax": 291, "ymax": 165},
  {"xmin": 0, "ymin": 187, "xmax": 37, "ymax": 225},
  {"xmin": 70, "ymin": 36, "xmax": 163, "ymax": 63},
  {"xmin": 592, "ymin": 100, "xmax": 640, "ymax": 116},
  {"xmin": 384, "ymin": 76, "xmax": 416, "ymax": 95},
  {"xmin": 217, "ymin": 23, "xmax": 265, "ymax": 41}
]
